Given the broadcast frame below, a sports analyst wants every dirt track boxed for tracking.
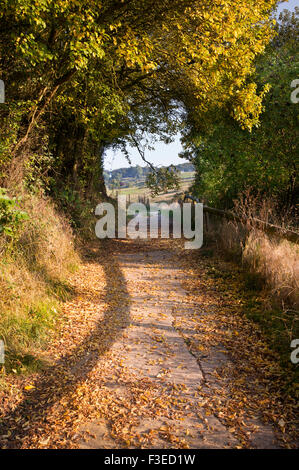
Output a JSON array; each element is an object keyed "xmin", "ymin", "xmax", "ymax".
[{"xmin": 1, "ymin": 238, "xmax": 295, "ymax": 449}]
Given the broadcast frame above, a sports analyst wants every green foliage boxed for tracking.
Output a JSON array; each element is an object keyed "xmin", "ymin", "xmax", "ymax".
[
  {"xmin": 0, "ymin": 189, "xmax": 28, "ymax": 237},
  {"xmin": 182, "ymin": 9, "xmax": 299, "ymax": 209},
  {"xmin": 0, "ymin": 0, "xmax": 278, "ymax": 201},
  {"xmin": 53, "ymin": 185, "xmax": 96, "ymax": 238},
  {"xmin": 24, "ymin": 145, "xmax": 55, "ymax": 193},
  {"xmin": 146, "ymin": 166, "xmax": 180, "ymax": 196},
  {"xmin": 1, "ymin": 301, "xmax": 58, "ymax": 373},
  {"xmin": 54, "ymin": 187, "xmax": 86, "ymax": 226}
]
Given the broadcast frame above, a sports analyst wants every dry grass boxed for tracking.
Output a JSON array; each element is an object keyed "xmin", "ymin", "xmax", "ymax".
[
  {"xmin": 210, "ymin": 220, "xmax": 298, "ymax": 308},
  {"xmin": 203, "ymin": 191, "xmax": 299, "ymax": 366},
  {"xmin": 243, "ymin": 233, "xmax": 299, "ymax": 308},
  {"xmin": 0, "ymin": 191, "xmax": 80, "ymax": 373},
  {"xmin": 205, "ymin": 191, "xmax": 298, "ymax": 309}
]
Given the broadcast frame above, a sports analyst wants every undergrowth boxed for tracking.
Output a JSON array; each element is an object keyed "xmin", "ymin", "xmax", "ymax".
[
  {"xmin": 0, "ymin": 189, "xmax": 79, "ymax": 375},
  {"xmin": 202, "ymin": 191, "xmax": 298, "ymax": 390}
]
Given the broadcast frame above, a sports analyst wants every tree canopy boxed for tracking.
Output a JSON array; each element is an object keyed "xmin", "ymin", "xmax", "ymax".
[
  {"xmin": 0, "ymin": 0, "xmax": 278, "ymax": 202},
  {"xmin": 181, "ymin": 8, "xmax": 299, "ymax": 209}
]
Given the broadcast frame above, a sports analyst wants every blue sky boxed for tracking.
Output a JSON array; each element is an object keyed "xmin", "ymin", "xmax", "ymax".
[{"xmin": 104, "ymin": 0, "xmax": 298, "ymax": 171}]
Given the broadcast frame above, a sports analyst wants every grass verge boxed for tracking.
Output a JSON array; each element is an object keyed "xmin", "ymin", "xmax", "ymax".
[{"xmin": 0, "ymin": 191, "xmax": 80, "ymax": 375}]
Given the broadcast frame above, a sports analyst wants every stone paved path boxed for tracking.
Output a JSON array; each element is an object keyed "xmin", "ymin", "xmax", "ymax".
[{"xmin": 80, "ymin": 245, "xmax": 278, "ymax": 449}]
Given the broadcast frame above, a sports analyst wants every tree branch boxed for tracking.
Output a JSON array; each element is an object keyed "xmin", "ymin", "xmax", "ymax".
[{"xmin": 130, "ymin": 135, "xmax": 157, "ymax": 173}]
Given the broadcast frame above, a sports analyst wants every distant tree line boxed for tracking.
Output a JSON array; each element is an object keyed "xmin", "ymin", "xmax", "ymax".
[{"xmin": 104, "ymin": 162, "xmax": 194, "ymax": 186}]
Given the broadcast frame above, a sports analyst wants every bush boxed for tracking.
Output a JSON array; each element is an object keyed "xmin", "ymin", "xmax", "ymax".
[
  {"xmin": 0, "ymin": 190, "xmax": 79, "ymax": 373},
  {"xmin": 0, "ymin": 188, "xmax": 28, "ymax": 238}
]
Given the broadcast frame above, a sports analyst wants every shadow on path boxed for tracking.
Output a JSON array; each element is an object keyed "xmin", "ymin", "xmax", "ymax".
[{"xmin": 0, "ymin": 240, "xmax": 131, "ymax": 448}]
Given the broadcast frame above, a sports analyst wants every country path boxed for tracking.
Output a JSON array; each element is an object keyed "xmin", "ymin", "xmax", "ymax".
[
  {"xmin": 79, "ymin": 238, "xmax": 281, "ymax": 449},
  {"xmin": 1, "ymin": 237, "xmax": 294, "ymax": 449}
]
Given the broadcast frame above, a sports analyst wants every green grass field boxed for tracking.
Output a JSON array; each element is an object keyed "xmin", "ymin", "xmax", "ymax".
[{"xmin": 108, "ymin": 172, "xmax": 195, "ymax": 202}]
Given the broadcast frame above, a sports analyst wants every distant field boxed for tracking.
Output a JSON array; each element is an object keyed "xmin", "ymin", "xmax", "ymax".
[
  {"xmin": 109, "ymin": 186, "xmax": 146, "ymax": 195},
  {"xmin": 108, "ymin": 171, "xmax": 195, "ymax": 202},
  {"xmin": 180, "ymin": 171, "xmax": 195, "ymax": 179}
]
